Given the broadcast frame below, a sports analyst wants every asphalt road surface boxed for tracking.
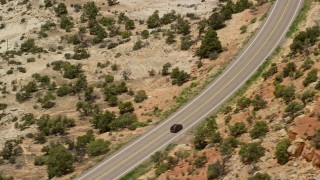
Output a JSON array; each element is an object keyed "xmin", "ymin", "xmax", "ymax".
[{"xmin": 78, "ymin": 1, "xmax": 303, "ymax": 179}]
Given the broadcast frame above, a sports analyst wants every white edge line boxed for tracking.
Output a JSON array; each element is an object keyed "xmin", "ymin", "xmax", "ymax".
[
  {"xmin": 78, "ymin": 1, "xmax": 281, "ymax": 179},
  {"xmin": 113, "ymin": 0, "xmax": 303, "ymax": 179}
]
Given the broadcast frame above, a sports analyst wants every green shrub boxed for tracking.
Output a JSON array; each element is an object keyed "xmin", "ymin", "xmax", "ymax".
[
  {"xmin": 186, "ymin": 13, "xmax": 199, "ymax": 20},
  {"xmin": 134, "ymin": 90, "xmax": 148, "ymax": 103},
  {"xmin": 180, "ymin": 35, "xmax": 194, "ymax": 50},
  {"xmin": 91, "ymin": 110, "xmax": 116, "ymax": 133},
  {"xmin": 75, "ymin": 130, "xmax": 95, "ymax": 150},
  {"xmin": 20, "ymin": 39, "xmax": 43, "ymax": 53},
  {"xmin": 41, "ymin": 21, "xmax": 56, "ymax": 31},
  {"xmin": 262, "ymin": 63, "xmax": 277, "ymax": 80},
  {"xmin": 108, "ymin": 0, "xmax": 119, "ymax": 6},
  {"xmin": 252, "ymin": 95, "xmax": 267, "ymax": 111},
  {"xmin": 56, "ymin": 84, "xmax": 72, "ymax": 97},
  {"xmin": 125, "ymin": 19, "xmax": 135, "ymax": 30},
  {"xmin": 274, "ymin": 85, "xmax": 296, "ymax": 103},
  {"xmin": 290, "ymin": 26, "xmax": 320, "ymax": 54},
  {"xmin": 155, "ymin": 162, "xmax": 170, "ymax": 176},
  {"xmin": 34, "ymin": 156, "xmax": 47, "ymax": 166},
  {"xmin": 170, "ymin": 67, "xmax": 190, "ymax": 86},
  {"xmin": 89, "ymin": 23, "xmax": 107, "ymax": 43},
  {"xmin": 44, "ymin": 0, "xmax": 52, "ymax": 8},
  {"xmin": 175, "ymin": 18, "xmax": 190, "ymax": 35},
  {"xmin": 47, "ymin": 145, "xmax": 73, "ymax": 178},
  {"xmin": 161, "ymin": 62, "xmax": 171, "ymax": 76},
  {"xmin": 151, "ymin": 151, "xmax": 166, "ymax": 165},
  {"xmin": 76, "ymin": 101, "xmax": 98, "ymax": 116},
  {"xmin": 250, "ymin": 121, "xmax": 268, "ymax": 139},
  {"xmin": 234, "ymin": 0, "xmax": 253, "ymax": 13},
  {"xmin": 165, "ymin": 31, "xmax": 176, "ymax": 44},
  {"xmin": 0, "ymin": 0, "xmax": 6, "ymax": 5},
  {"xmin": 68, "ymin": 34, "xmax": 81, "ymax": 45},
  {"xmin": 55, "ymin": 3, "xmax": 68, "ymax": 17},
  {"xmin": 285, "ymin": 101, "xmax": 304, "ymax": 119},
  {"xmin": 210, "ymin": 131, "xmax": 222, "ymax": 144},
  {"xmin": 99, "ymin": 16, "xmax": 115, "ymax": 26},
  {"xmin": 109, "ymin": 113, "xmax": 137, "ymax": 131},
  {"xmin": 301, "ymin": 58, "xmax": 314, "ymax": 71},
  {"xmin": 141, "ymin": 30, "xmax": 149, "ymax": 39},
  {"xmin": 207, "ymin": 12, "xmax": 225, "ymax": 30},
  {"xmin": 160, "ymin": 11, "xmax": 176, "ymax": 25},
  {"xmin": 220, "ymin": 1, "xmax": 234, "ymax": 20},
  {"xmin": 275, "ymin": 139, "xmax": 291, "ymax": 165},
  {"xmin": 62, "ymin": 63, "xmax": 82, "ymax": 79},
  {"xmin": 16, "ymin": 92, "xmax": 31, "ymax": 103},
  {"xmin": 121, "ymin": 31, "xmax": 131, "ymax": 39},
  {"xmin": 37, "ymin": 115, "xmax": 75, "ymax": 136},
  {"xmin": 283, "ymin": 62, "xmax": 296, "ymax": 78},
  {"xmin": 219, "ymin": 136, "xmax": 238, "ymax": 155},
  {"xmin": 6, "ymin": 69, "xmax": 13, "ymax": 75},
  {"xmin": 303, "ymin": 69, "xmax": 318, "ymax": 87},
  {"xmin": 86, "ymin": 139, "xmax": 110, "ymax": 157},
  {"xmin": 229, "ymin": 122, "xmax": 247, "ymax": 137},
  {"xmin": 0, "ymin": 139, "xmax": 22, "ymax": 160},
  {"xmin": 133, "ymin": 40, "xmax": 144, "ymax": 51},
  {"xmin": 194, "ymin": 127, "xmax": 208, "ymax": 150},
  {"xmin": 0, "ymin": 103, "xmax": 7, "ymax": 110},
  {"xmin": 197, "ymin": 29, "xmax": 222, "ymax": 58},
  {"xmin": 207, "ymin": 160, "xmax": 225, "ymax": 180},
  {"xmin": 37, "ymin": 91, "xmax": 56, "ymax": 109},
  {"xmin": 194, "ymin": 154, "xmax": 207, "ymax": 168},
  {"xmin": 60, "ymin": 16, "xmax": 74, "ymax": 32},
  {"xmin": 18, "ymin": 113, "xmax": 36, "ymax": 130},
  {"xmin": 72, "ymin": 46, "xmax": 90, "ymax": 60},
  {"xmin": 237, "ymin": 96, "xmax": 252, "ymax": 110},
  {"xmin": 83, "ymin": 2, "xmax": 99, "ymax": 19},
  {"xmin": 239, "ymin": 142, "xmax": 265, "ymax": 164},
  {"xmin": 34, "ymin": 133, "xmax": 47, "ymax": 144},
  {"xmin": 301, "ymin": 89, "xmax": 316, "ymax": 105},
  {"xmin": 27, "ymin": 57, "xmax": 36, "ymax": 63},
  {"xmin": 147, "ymin": 11, "xmax": 161, "ymax": 28}
]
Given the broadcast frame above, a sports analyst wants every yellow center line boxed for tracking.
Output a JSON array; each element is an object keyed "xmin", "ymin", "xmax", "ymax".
[
  {"xmin": 96, "ymin": 1, "xmax": 290, "ymax": 179},
  {"xmin": 179, "ymin": 0, "xmax": 290, "ymax": 123}
]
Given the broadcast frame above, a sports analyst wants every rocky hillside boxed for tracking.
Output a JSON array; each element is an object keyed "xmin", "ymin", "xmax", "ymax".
[
  {"xmin": 135, "ymin": 1, "xmax": 320, "ymax": 180},
  {"xmin": 0, "ymin": 0, "xmax": 268, "ymax": 179}
]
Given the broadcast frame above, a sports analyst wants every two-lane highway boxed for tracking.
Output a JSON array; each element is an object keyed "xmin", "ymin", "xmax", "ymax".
[{"xmin": 78, "ymin": 1, "xmax": 303, "ymax": 179}]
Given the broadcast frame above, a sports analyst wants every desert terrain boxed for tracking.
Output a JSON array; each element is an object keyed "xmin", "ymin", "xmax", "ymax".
[{"xmin": 2, "ymin": 0, "xmax": 318, "ymax": 180}]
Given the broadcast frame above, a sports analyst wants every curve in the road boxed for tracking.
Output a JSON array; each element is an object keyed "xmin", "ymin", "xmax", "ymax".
[{"xmin": 78, "ymin": 1, "xmax": 303, "ymax": 179}]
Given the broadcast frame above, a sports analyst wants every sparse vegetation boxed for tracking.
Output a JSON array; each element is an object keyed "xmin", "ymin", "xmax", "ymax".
[
  {"xmin": 134, "ymin": 90, "xmax": 148, "ymax": 103},
  {"xmin": 239, "ymin": 142, "xmax": 265, "ymax": 164},
  {"xmin": 1, "ymin": 1, "xmax": 310, "ymax": 179},
  {"xmin": 229, "ymin": 122, "xmax": 247, "ymax": 137},
  {"xmin": 250, "ymin": 121, "xmax": 269, "ymax": 139},
  {"xmin": 275, "ymin": 139, "xmax": 291, "ymax": 165},
  {"xmin": 207, "ymin": 160, "xmax": 225, "ymax": 180},
  {"xmin": 86, "ymin": 139, "xmax": 110, "ymax": 157},
  {"xmin": 197, "ymin": 29, "xmax": 222, "ymax": 59},
  {"xmin": 248, "ymin": 173, "xmax": 271, "ymax": 180},
  {"xmin": 47, "ymin": 145, "xmax": 73, "ymax": 178},
  {"xmin": 20, "ymin": 39, "xmax": 43, "ymax": 53}
]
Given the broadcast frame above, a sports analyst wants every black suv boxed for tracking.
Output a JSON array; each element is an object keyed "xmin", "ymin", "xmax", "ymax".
[{"xmin": 170, "ymin": 124, "xmax": 183, "ymax": 133}]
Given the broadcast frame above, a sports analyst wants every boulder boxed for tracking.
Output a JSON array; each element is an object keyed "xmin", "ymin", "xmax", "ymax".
[
  {"xmin": 312, "ymin": 150, "xmax": 320, "ymax": 168},
  {"xmin": 288, "ymin": 127, "xmax": 298, "ymax": 141},
  {"xmin": 302, "ymin": 143, "xmax": 314, "ymax": 162},
  {"xmin": 287, "ymin": 139, "xmax": 305, "ymax": 157},
  {"xmin": 279, "ymin": 172, "xmax": 287, "ymax": 180}
]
